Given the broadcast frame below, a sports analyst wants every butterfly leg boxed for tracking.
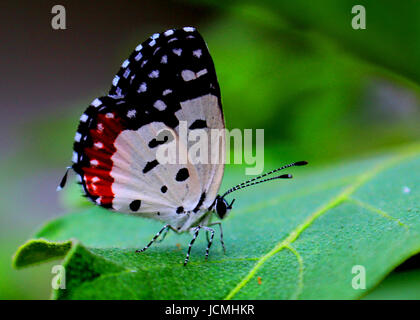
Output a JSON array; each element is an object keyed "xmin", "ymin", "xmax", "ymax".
[
  {"xmin": 202, "ymin": 226, "xmax": 215, "ymax": 261},
  {"xmin": 184, "ymin": 226, "xmax": 201, "ymax": 266},
  {"xmin": 136, "ymin": 224, "xmax": 170, "ymax": 253},
  {"xmin": 156, "ymin": 226, "xmax": 170, "ymax": 243},
  {"xmin": 209, "ymin": 221, "xmax": 226, "ymax": 254}
]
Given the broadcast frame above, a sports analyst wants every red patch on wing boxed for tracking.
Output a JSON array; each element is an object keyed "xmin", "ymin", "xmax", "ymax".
[{"xmin": 82, "ymin": 112, "xmax": 125, "ymax": 206}]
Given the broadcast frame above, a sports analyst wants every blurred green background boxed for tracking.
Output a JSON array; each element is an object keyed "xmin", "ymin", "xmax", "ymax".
[{"xmin": 1, "ymin": 0, "xmax": 420, "ymax": 299}]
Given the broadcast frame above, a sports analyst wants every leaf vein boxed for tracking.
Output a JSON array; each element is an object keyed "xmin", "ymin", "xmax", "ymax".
[
  {"xmin": 285, "ymin": 245, "xmax": 304, "ymax": 300},
  {"xmin": 224, "ymin": 149, "xmax": 418, "ymax": 300},
  {"xmin": 346, "ymin": 197, "xmax": 409, "ymax": 230}
]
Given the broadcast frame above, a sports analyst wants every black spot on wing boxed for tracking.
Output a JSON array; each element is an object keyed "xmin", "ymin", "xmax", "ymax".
[
  {"xmin": 129, "ymin": 200, "xmax": 141, "ymax": 211},
  {"xmin": 148, "ymin": 135, "xmax": 168, "ymax": 148},
  {"xmin": 189, "ymin": 119, "xmax": 207, "ymax": 130},
  {"xmin": 143, "ymin": 159, "xmax": 159, "ymax": 173},
  {"xmin": 176, "ymin": 206, "xmax": 184, "ymax": 214},
  {"xmin": 175, "ymin": 168, "xmax": 189, "ymax": 182},
  {"xmin": 193, "ymin": 192, "xmax": 206, "ymax": 213},
  {"xmin": 161, "ymin": 185, "xmax": 168, "ymax": 193}
]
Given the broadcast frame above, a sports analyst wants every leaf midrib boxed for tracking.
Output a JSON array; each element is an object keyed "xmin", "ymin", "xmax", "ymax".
[{"xmin": 224, "ymin": 147, "xmax": 419, "ymax": 300}]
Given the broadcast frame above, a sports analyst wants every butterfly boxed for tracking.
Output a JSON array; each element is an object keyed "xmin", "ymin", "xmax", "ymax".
[{"xmin": 58, "ymin": 27, "xmax": 307, "ymax": 266}]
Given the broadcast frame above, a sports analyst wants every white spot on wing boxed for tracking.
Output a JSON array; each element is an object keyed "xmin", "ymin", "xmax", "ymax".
[
  {"xmin": 112, "ymin": 76, "xmax": 120, "ymax": 86},
  {"xmin": 180, "ymin": 69, "xmax": 208, "ymax": 82},
  {"xmin": 183, "ymin": 27, "xmax": 195, "ymax": 32},
  {"xmin": 149, "ymin": 39, "xmax": 156, "ymax": 47},
  {"xmin": 164, "ymin": 29, "xmax": 174, "ymax": 36},
  {"xmin": 106, "ymin": 113, "xmax": 114, "ymax": 118},
  {"xmin": 127, "ymin": 109, "xmax": 136, "ymax": 118},
  {"xmin": 72, "ymin": 152, "xmax": 78, "ymax": 163},
  {"xmin": 80, "ymin": 114, "xmax": 89, "ymax": 122},
  {"xmin": 94, "ymin": 142, "xmax": 103, "ymax": 148},
  {"xmin": 196, "ymin": 69, "xmax": 208, "ymax": 77},
  {"xmin": 138, "ymin": 82, "xmax": 147, "ymax": 93},
  {"xmin": 193, "ymin": 49, "xmax": 202, "ymax": 58},
  {"xmin": 161, "ymin": 55, "xmax": 167, "ymax": 64},
  {"xmin": 135, "ymin": 44, "xmax": 143, "ymax": 51},
  {"xmin": 154, "ymin": 100, "xmax": 167, "ymax": 111},
  {"xmin": 91, "ymin": 98, "xmax": 102, "ymax": 107},
  {"xmin": 151, "ymin": 33, "xmax": 160, "ymax": 40},
  {"xmin": 172, "ymin": 48, "xmax": 182, "ymax": 56},
  {"xmin": 123, "ymin": 68, "xmax": 130, "ymax": 78},
  {"xmin": 149, "ymin": 70, "xmax": 159, "ymax": 78},
  {"xmin": 74, "ymin": 132, "xmax": 82, "ymax": 142},
  {"xmin": 122, "ymin": 60, "xmax": 129, "ymax": 68},
  {"xmin": 135, "ymin": 52, "xmax": 142, "ymax": 61},
  {"xmin": 90, "ymin": 159, "xmax": 99, "ymax": 166},
  {"xmin": 163, "ymin": 89, "xmax": 172, "ymax": 96},
  {"xmin": 181, "ymin": 70, "xmax": 196, "ymax": 81}
]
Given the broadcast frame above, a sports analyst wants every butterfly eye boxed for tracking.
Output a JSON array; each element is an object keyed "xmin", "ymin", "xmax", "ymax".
[{"xmin": 216, "ymin": 198, "xmax": 231, "ymax": 219}]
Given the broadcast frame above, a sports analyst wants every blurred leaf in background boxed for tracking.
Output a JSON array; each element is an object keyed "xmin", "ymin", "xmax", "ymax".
[{"xmin": 201, "ymin": 0, "xmax": 420, "ymax": 163}]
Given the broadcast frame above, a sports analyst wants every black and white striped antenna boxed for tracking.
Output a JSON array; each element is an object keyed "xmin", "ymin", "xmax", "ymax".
[{"xmin": 221, "ymin": 161, "xmax": 307, "ymax": 198}]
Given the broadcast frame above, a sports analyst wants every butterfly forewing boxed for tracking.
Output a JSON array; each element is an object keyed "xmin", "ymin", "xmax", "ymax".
[{"xmin": 71, "ymin": 27, "xmax": 225, "ymax": 229}]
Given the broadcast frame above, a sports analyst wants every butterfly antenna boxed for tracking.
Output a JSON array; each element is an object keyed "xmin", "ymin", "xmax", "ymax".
[
  {"xmin": 222, "ymin": 174, "xmax": 292, "ymax": 197},
  {"xmin": 221, "ymin": 161, "xmax": 307, "ymax": 198}
]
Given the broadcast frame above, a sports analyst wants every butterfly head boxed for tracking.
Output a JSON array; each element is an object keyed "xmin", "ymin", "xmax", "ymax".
[
  {"xmin": 214, "ymin": 196, "xmax": 235, "ymax": 219},
  {"xmin": 214, "ymin": 161, "xmax": 308, "ymax": 220}
]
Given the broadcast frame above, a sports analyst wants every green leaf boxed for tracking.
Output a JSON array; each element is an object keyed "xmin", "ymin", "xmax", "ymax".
[
  {"xmin": 262, "ymin": 0, "xmax": 420, "ymax": 85},
  {"xmin": 203, "ymin": 0, "xmax": 420, "ymax": 85},
  {"xmin": 13, "ymin": 239, "xmax": 72, "ymax": 268},
  {"xmin": 363, "ymin": 269, "xmax": 420, "ymax": 300},
  {"xmin": 13, "ymin": 145, "xmax": 420, "ymax": 299}
]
